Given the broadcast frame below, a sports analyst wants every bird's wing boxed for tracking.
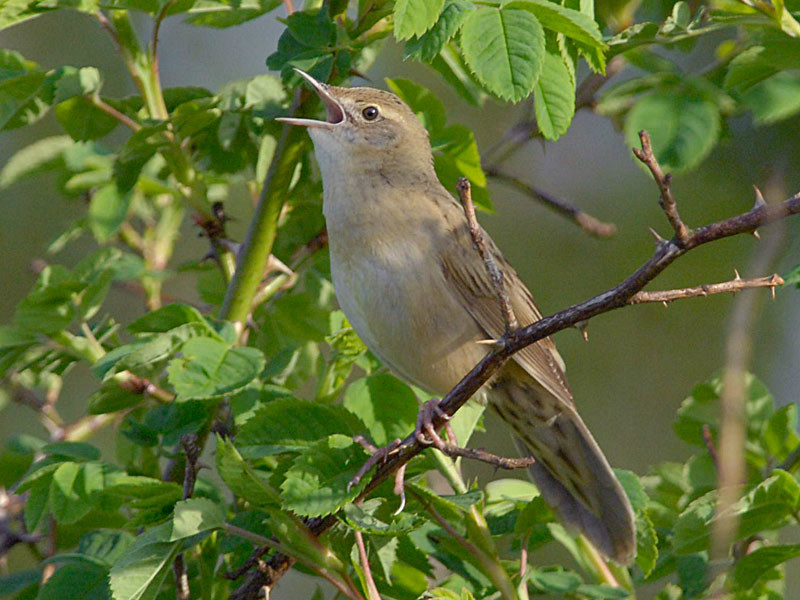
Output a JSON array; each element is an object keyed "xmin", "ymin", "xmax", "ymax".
[{"xmin": 438, "ymin": 203, "xmax": 574, "ymax": 408}]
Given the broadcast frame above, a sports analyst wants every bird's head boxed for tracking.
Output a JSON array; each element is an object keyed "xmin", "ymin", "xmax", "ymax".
[{"xmin": 277, "ymin": 70, "xmax": 434, "ymax": 176}]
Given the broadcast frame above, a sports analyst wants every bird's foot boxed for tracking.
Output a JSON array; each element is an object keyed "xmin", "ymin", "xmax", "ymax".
[
  {"xmin": 414, "ymin": 397, "xmax": 458, "ymax": 449},
  {"xmin": 348, "ymin": 435, "xmax": 403, "ymax": 491}
]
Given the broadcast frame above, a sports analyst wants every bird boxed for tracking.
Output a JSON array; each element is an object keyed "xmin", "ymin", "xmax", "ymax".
[{"xmin": 277, "ymin": 69, "xmax": 636, "ymax": 564}]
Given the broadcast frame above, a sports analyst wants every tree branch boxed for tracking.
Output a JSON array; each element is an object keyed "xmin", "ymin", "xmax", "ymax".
[
  {"xmin": 227, "ymin": 133, "xmax": 800, "ymax": 600},
  {"xmin": 628, "ymin": 273, "xmax": 784, "ymax": 305}
]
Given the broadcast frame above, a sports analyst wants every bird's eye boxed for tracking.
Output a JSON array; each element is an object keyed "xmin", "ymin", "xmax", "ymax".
[{"xmin": 362, "ymin": 106, "xmax": 379, "ymax": 120}]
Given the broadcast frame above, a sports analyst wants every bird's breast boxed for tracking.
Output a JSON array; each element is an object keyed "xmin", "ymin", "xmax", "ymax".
[{"xmin": 322, "ymin": 182, "xmax": 488, "ymax": 395}]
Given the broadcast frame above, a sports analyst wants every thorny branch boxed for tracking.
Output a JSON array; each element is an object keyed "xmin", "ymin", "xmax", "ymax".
[
  {"xmin": 628, "ymin": 273, "xmax": 784, "ymax": 305},
  {"xmin": 228, "ymin": 132, "xmax": 800, "ymax": 600}
]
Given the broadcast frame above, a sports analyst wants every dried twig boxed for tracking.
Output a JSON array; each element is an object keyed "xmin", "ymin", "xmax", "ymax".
[
  {"xmin": 632, "ymin": 131, "xmax": 690, "ymax": 243},
  {"xmin": 484, "ymin": 166, "xmax": 617, "ymax": 238},
  {"xmin": 628, "ymin": 273, "xmax": 784, "ymax": 305},
  {"xmin": 354, "ymin": 530, "xmax": 380, "ymax": 600},
  {"xmin": 228, "ymin": 135, "xmax": 800, "ymax": 600},
  {"xmin": 457, "ymin": 177, "xmax": 518, "ymax": 332}
]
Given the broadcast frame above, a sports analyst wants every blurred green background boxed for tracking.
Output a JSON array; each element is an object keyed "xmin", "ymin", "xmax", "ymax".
[{"xmin": 1, "ymin": 7, "xmax": 799, "ymax": 597}]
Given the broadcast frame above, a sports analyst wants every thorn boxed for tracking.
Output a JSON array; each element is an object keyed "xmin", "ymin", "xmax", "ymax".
[
  {"xmin": 662, "ymin": 301, "xmax": 669, "ymax": 308},
  {"xmin": 771, "ymin": 286, "xmax": 776, "ymax": 300},
  {"xmin": 648, "ymin": 227, "xmax": 666, "ymax": 243},
  {"xmin": 752, "ymin": 229, "xmax": 760, "ymax": 240},
  {"xmin": 576, "ymin": 320, "xmax": 589, "ymax": 341},
  {"xmin": 734, "ymin": 269, "xmax": 741, "ymax": 280},
  {"xmin": 752, "ymin": 185, "xmax": 766, "ymax": 209},
  {"xmin": 475, "ymin": 338, "xmax": 499, "ymax": 345}
]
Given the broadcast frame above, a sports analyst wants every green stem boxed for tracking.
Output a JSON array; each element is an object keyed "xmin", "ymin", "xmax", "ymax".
[
  {"xmin": 219, "ymin": 101, "xmax": 305, "ymax": 327},
  {"xmin": 431, "ymin": 449, "xmax": 468, "ymax": 494}
]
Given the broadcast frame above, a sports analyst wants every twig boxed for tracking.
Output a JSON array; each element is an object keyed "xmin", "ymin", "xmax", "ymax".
[
  {"xmin": 354, "ymin": 530, "xmax": 380, "ymax": 600},
  {"xmin": 628, "ymin": 273, "xmax": 784, "ymax": 305},
  {"xmin": 702, "ymin": 424, "xmax": 719, "ymax": 470},
  {"xmin": 484, "ymin": 166, "xmax": 617, "ymax": 238},
  {"xmin": 87, "ymin": 95, "xmax": 141, "ymax": 131},
  {"xmin": 228, "ymin": 168, "xmax": 800, "ymax": 600},
  {"xmin": 281, "ymin": 0, "xmax": 296, "ymax": 14},
  {"xmin": 173, "ymin": 434, "xmax": 200, "ymax": 600},
  {"xmin": 457, "ymin": 177, "xmax": 518, "ymax": 332},
  {"xmin": 431, "ymin": 442, "xmax": 536, "ymax": 470},
  {"xmin": 632, "ymin": 131, "xmax": 690, "ymax": 243}
]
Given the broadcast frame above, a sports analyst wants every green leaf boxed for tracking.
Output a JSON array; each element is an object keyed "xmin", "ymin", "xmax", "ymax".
[
  {"xmin": 342, "ymin": 500, "xmax": 423, "ymax": 536},
  {"xmin": 430, "ymin": 45, "xmax": 487, "ymax": 106},
  {"xmin": 184, "ymin": 0, "xmax": 281, "ymax": 27},
  {"xmin": 76, "ymin": 530, "xmax": 136, "ymax": 568},
  {"xmin": 50, "ymin": 462, "xmax": 92, "ymax": 524},
  {"xmin": 280, "ymin": 434, "xmax": 367, "ymax": 516},
  {"xmin": 733, "ymin": 544, "xmax": 800, "ymax": 589},
  {"xmin": 764, "ymin": 403, "xmax": 800, "ymax": 462},
  {"xmin": 460, "ymin": 7, "xmax": 545, "ymax": 102},
  {"xmin": 0, "ymin": 569, "xmax": 41, "ymax": 597},
  {"xmin": 108, "ymin": 523, "xmax": 181, "ymax": 600},
  {"xmin": 167, "ymin": 337, "xmax": 265, "ymax": 400},
  {"xmin": 725, "ymin": 38, "xmax": 800, "ymax": 91},
  {"xmin": 394, "ymin": 0, "xmax": 445, "ymax": 40},
  {"xmin": 236, "ymin": 397, "xmax": 363, "ymax": 457},
  {"xmin": 88, "ymin": 184, "xmax": 131, "ymax": 242},
  {"xmin": 343, "ymin": 374, "xmax": 418, "ymax": 446},
  {"xmin": 575, "ymin": 584, "xmax": 631, "ymax": 599},
  {"xmin": 216, "ymin": 436, "xmax": 281, "ymax": 507},
  {"xmin": 41, "ymin": 441, "xmax": 100, "ymax": 462},
  {"xmin": 0, "ymin": 67, "xmax": 47, "ymax": 130},
  {"xmin": 35, "ymin": 561, "xmax": 110, "ymax": 600},
  {"xmin": 403, "ymin": 0, "xmax": 473, "ymax": 62},
  {"xmin": 615, "ymin": 469, "xmax": 648, "ymax": 513},
  {"xmin": 55, "ymin": 97, "xmax": 118, "ymax": 141},
  {"xmin": 501, "ymin": 0, "xmax": 605, "ymax": 49},
  {"xmin": 170, "ymin": 498, "xmax": 225, "ymax": 540},
  {"xmin": 526, "ymin": 568, "xmax": 582, "ymax": 592},
  {"xmin": 741, "ymin": 72, "xmax": 800, "ymax": 125},
  {"xmin": 0, "ymin": 135, "xmax": 72, "ymax": 189},
  {"xmin": 53, "ymin": 66, "xmax": 102, "ymax": 103},
  {"xmin": 533, "ymin": 41, "xmax": 575, "ymax": 140},
  {"xmin": 127, "ymin": 304, "xmax": 210, "ymax": 335},
  {"xmin": 624, "ymin": 90, "xmax": 720, "ymax": 172}
]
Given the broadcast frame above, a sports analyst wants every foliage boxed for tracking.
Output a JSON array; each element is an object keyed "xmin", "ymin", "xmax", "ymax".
[{"xmin": 0, "ymin": 0, "xmax": 799, "ymax": 599}]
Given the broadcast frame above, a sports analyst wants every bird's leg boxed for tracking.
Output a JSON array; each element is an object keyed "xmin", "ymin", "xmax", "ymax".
[
  {"xmin": 349, "ymin": 435, "xmax": 403, "ymax": 490},
  {"xmin": 414, "ymin": 397, "xmax": 457, "ymax": 449}
]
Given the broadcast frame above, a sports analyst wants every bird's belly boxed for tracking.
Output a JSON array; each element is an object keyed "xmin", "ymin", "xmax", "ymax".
[{"xmin": 329, "ymin": 240, "xmax": 488, "ymax": 396}]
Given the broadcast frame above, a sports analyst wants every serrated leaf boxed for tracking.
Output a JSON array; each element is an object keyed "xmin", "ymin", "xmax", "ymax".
[
  {"xmin": 167, "ymin": 337, "xmax": 265, "ymax": 400},
  {"xmin": 184, "ymin": 0, "xmax": 281, "ymax": 27},
  {"xmin": 108, "ymin": 523, "xmax": 180, "ymax": 600},
  {"xmin": 35, "ymin": 561, "xmax": 110, "ymax": 600},
  {"xmin": 624, "ymin": 90, "xmax": 720, "ymax": 172},
  {"xmin": 280, "ymin": 434, "xmax": 367, "ymax": 516},
  {"xmin": 403, "ymin": 0, "xmax": 472, "ymax": 62},
  {"xmin": 216, "ymin": 436, "xmax": 281, "ymax": 507},
  {"xmin": 342, "ymin": 500, "xmax": 422, "ymax": 535},
  {"xmin": 170, "ymin": 498, "xmax": 225, "ymax": 540},
  {"xmin": 56, "ymin": 96, "xmax": 118, "ymax": 141},
  {"xmin": 533, "ymin": 41, "xmax": 575, "ymax": 140},
  {"xmin": 77, "ymin": 530, "xmax": 136, "ymax": 568},
  {"xmin": 733, "ymin": 544, "xmax": 800, "ymax": 589},
  {"xmin": 50, "ymin": 461, "xmax": 92, "ymax": 524},
  {"xmin": 394, "ymin": 0, "xmax": 445, "ymax": 40},
  {"xmin": 502, "ymin": 0, "xmax": 605, "ymax": 49},
  {"xmin": 236, "ymin": 397, "xmax": 363, "ymax": 457},
  {"xmin": 635, "ymin": 511, "xmax": 658, "ymax": 577},
  {"xmin": 460, "ymin": 7, "xmax": 545, "ymax": 102},
  {"xmin": 0, "ymin": 135, "xmax": 72, "ymax": 189},
  {"xmin": 343, "ymin": 374, "xmax": 418, "ymax": 446}
]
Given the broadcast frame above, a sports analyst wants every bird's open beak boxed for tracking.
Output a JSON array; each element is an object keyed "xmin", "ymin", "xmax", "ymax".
[{"xmin": 275, "ymin": 69, "xmax": 345, "ymax": 128}]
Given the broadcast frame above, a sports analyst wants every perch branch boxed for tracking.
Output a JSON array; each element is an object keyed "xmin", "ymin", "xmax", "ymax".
[
  {"xmin": 227, "ymin": 133, "xmax": 800, "ymax": 600},
  {"xmin": 628, "ymin": 273, "xmax": 784, "ymax": 305}
]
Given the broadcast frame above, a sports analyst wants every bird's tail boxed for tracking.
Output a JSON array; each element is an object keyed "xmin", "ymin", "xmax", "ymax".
[{"xmin": 489, "ymin": 376, "xmax": 636, "ymax": 564}]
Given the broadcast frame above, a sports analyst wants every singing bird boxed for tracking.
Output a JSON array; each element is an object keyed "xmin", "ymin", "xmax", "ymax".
[{"xmin": 278, "ymin": 70, "xmax": 635, "ymax": 563}]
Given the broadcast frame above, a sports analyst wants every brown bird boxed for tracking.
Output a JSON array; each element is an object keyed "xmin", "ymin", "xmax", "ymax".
[{"xmin": 278, "ymin": 70, "xmax": 636, "ymax": 564}]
